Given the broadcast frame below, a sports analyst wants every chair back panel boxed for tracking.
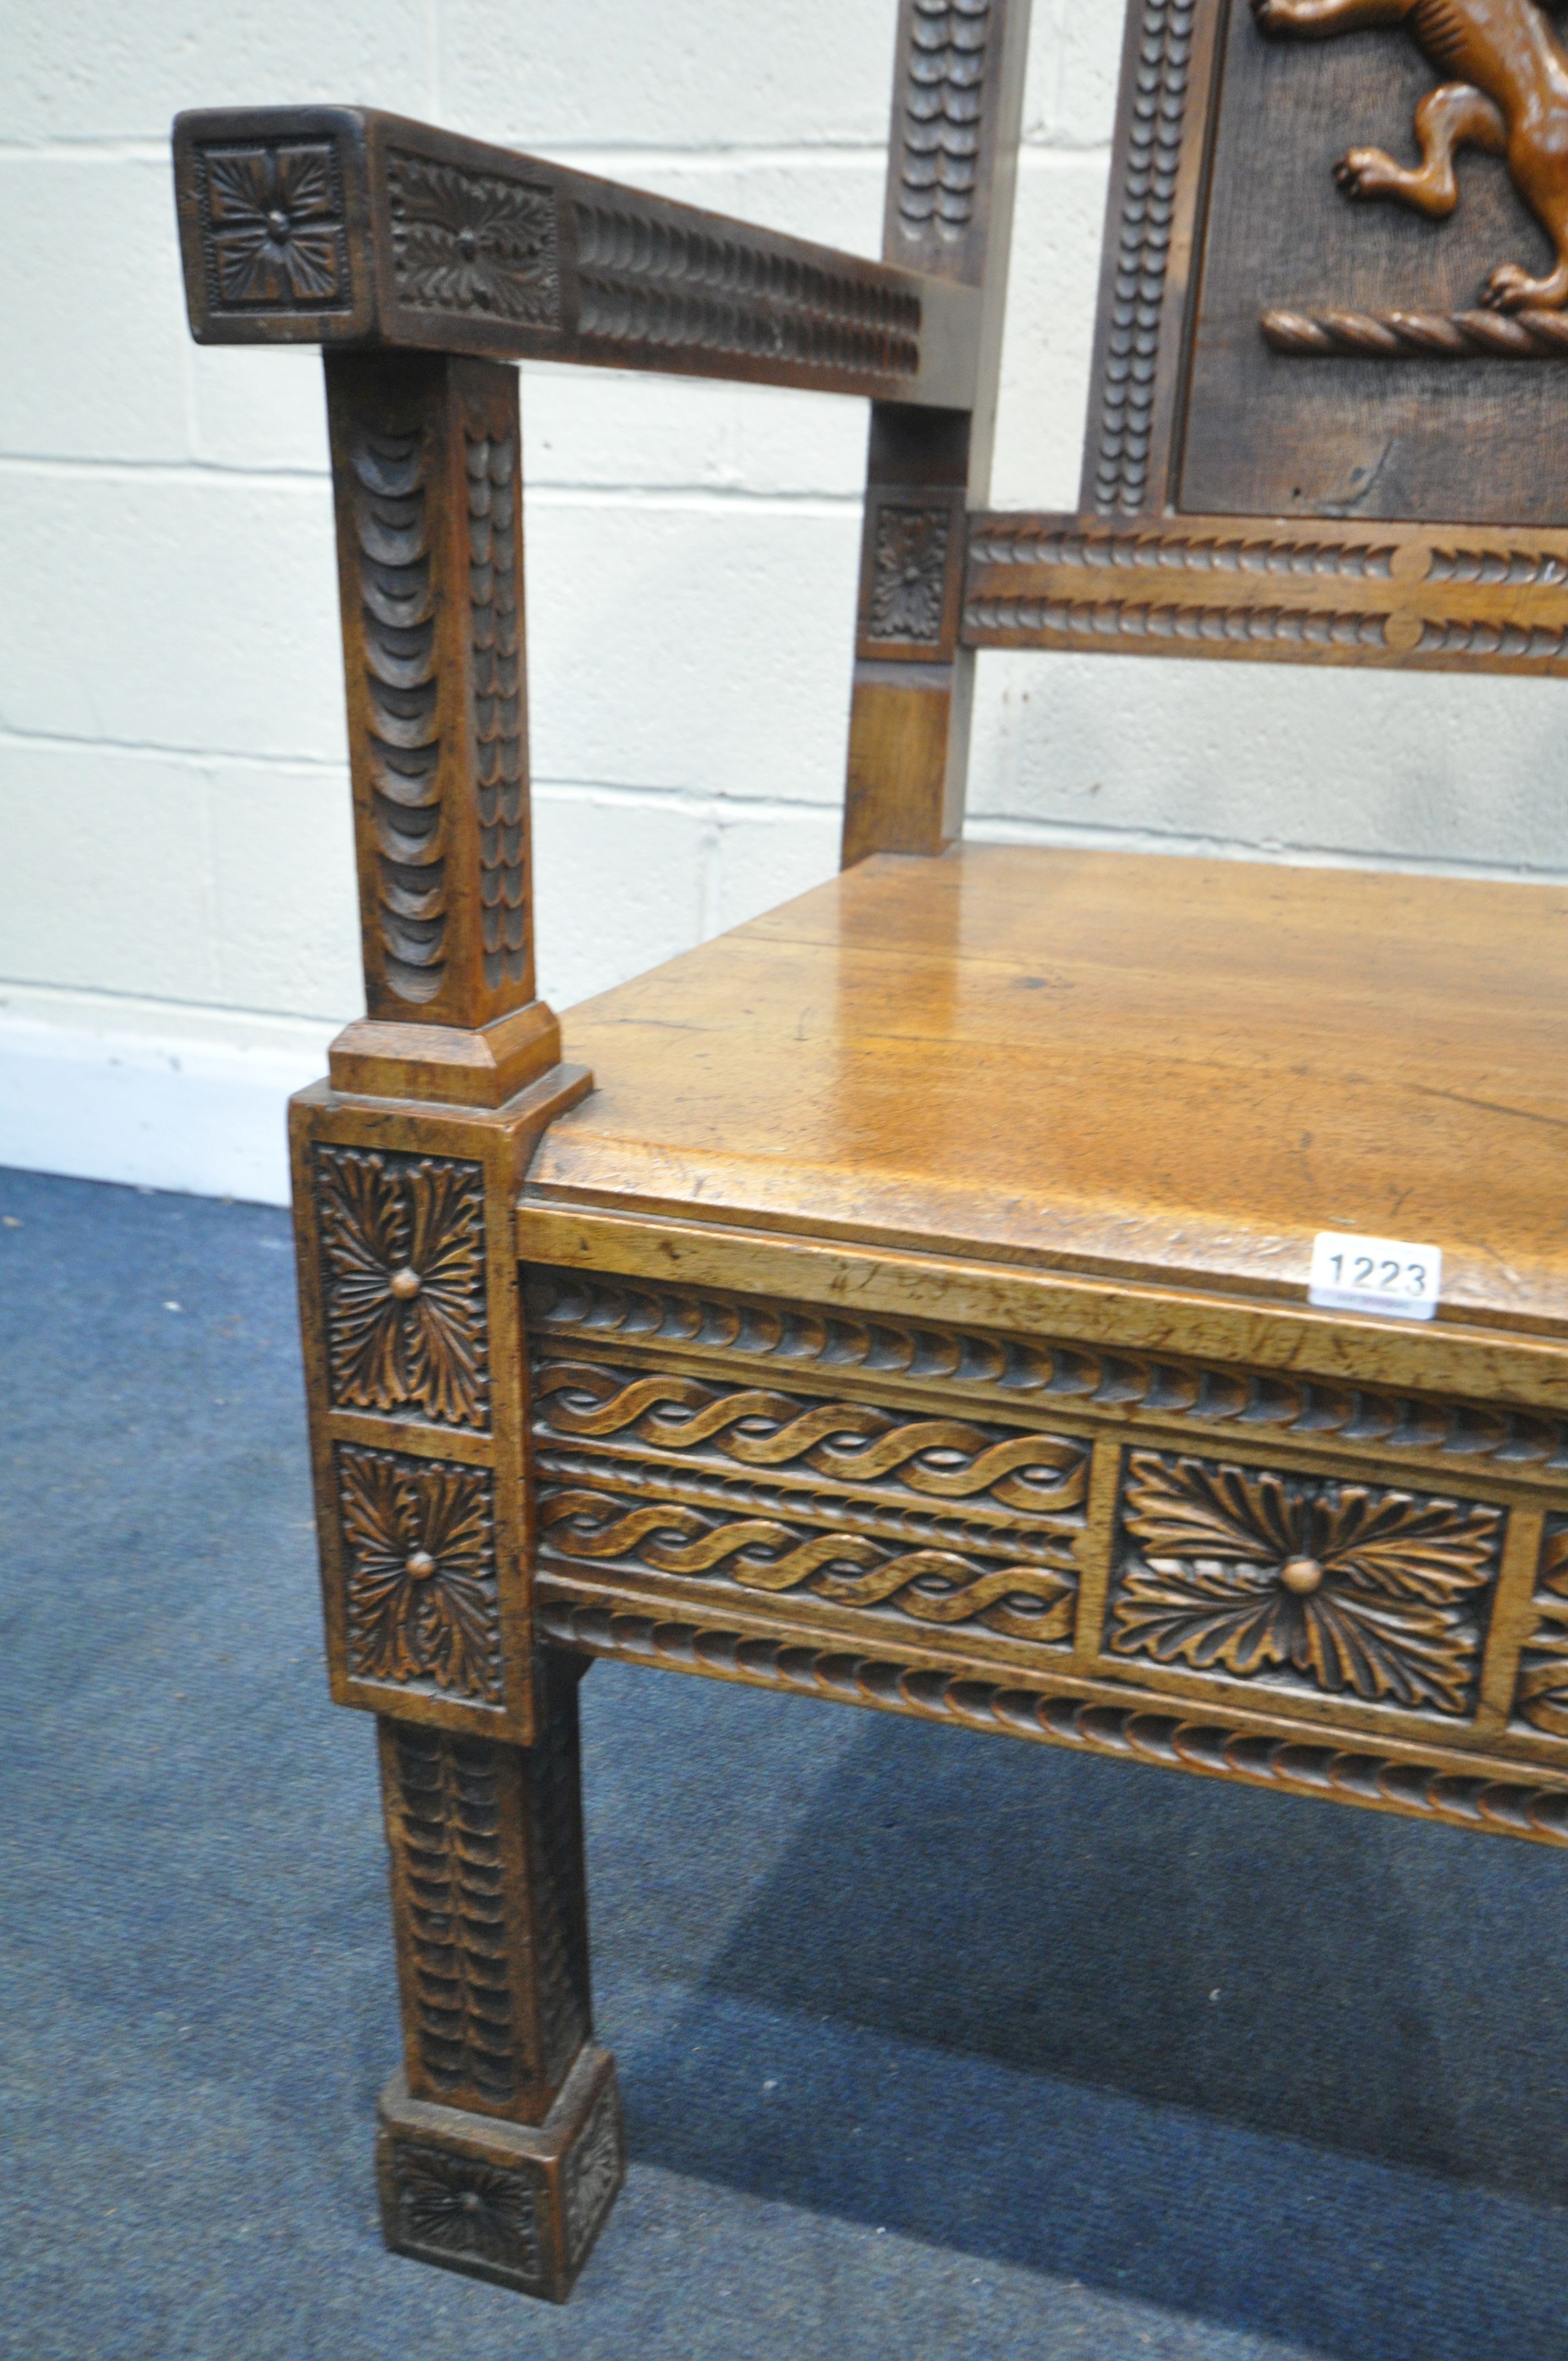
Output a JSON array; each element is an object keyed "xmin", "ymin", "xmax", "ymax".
[{"xmin": 1083, "ymin": 0, "xmax": 1568, "ymax": 536}]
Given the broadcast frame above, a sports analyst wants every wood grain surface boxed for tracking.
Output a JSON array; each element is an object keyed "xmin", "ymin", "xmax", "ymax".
[{"xmin": 526, "ymin": 844, "xmax": 1568, "ymax": 1332}]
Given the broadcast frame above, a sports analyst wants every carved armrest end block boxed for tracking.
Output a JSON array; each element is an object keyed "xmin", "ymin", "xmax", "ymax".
[{"xmin": 173, "ymin": 107, "xmax": 376, "ymax": 346}]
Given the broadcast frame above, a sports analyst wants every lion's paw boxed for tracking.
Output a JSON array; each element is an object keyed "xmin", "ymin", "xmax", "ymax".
[
  {"xmin": 1334, "ymin": 148, "xmax": 1396, "ymax": 199},
  {"xmin": 1250, "ymin": 0, "xmax": 1296, "ymax": 31},
  {"xmin": 1484, "ymin": 263, "xmax": 1537, "ymax": 312}
]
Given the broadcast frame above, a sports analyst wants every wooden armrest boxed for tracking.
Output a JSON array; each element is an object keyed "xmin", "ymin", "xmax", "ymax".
[{"xmin": 171, "ymin": 106, "xmax": 979, "ymax": 407}]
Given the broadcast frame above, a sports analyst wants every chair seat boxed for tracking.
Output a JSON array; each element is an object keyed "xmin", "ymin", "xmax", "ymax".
[{"xmin": 528, "ymin": 844, "xmax": 1568, "ymax": 1335}]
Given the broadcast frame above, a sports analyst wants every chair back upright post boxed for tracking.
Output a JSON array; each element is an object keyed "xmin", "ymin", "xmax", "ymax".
[{"xmin": 841, "ymin": 0, "xmax": 1033, "ymax": 867}]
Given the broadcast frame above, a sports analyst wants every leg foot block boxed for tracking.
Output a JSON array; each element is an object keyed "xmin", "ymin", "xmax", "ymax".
[{"xmin": 375, "ymin": 2046, "xmax": 623, "ymax": 2303}]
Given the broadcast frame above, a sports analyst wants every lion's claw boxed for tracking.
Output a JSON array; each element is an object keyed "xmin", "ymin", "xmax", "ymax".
[{"xmin": 1484, "ymin": 263, "xmax": 1537, "ymax": 312}]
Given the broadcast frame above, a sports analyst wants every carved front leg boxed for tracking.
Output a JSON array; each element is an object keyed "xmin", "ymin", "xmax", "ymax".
[
  {"xmin": 374, "ymin": 1659, "xmax": 623, "ymax": 2303},
  {"xmin": 290, "ymin": 1058, "xmax": 609, "ymax": 2300}
]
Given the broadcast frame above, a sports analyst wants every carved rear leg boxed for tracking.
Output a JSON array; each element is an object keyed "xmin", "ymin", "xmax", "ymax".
[
  {"xmin": 1485, "ymin": 255, "xmax": 1568, "ymax": 309},
  {"xmin": 1484, "ymin": 131, "xmax": 1568, "ymax": 309},
  {"xmin": 1335, "ymin": 83, "xmax": 1505, "ymax": 215}
]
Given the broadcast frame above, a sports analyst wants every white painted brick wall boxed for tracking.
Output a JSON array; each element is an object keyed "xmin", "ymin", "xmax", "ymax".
[{"xmin": 2, "ymin": 1, "xmax": 1564, "ymax": 1201}]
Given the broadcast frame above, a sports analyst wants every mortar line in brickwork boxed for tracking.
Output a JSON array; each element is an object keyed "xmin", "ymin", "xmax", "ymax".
[
  {"xmin": 0, "ymin": 726, "xmax": 346, "ymax": 773},
  {"xmin": 0, "ymin": 133, "xmax": 1112, "ymax": 167},
  {"xmin": 0, "ymin": 458, "xmax": 864, "ymax": 516},
  {"xmin": 962, "ymin": 815, "xmax": 1568, "ymax": 885}
]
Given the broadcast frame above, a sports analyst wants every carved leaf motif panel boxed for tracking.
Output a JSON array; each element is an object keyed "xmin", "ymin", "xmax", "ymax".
[
  {"xmin": 194, "ymin": 139, "xmax": 350, "ymax": 313},
  {"xmin": 1109, "ymin": 1450, "xmax": 1504, "ymax": 1719},
  {"xmin": 339, "ymin": 1444, "xmax": 502, "ymax": 1705},
  {"xmin": 530, "ymin": 1354, "xmax": 1086, "ymax": 1649},
  {"xmin": 524, "ymin": 1267, "xmax": 1568, "ymax": 1479},
  {"xmin": 388, "ymin": 154, "xmax": 562, "ymax": 327},
  {"xmin": 466, "ymin": 432, "xmax": 529, "ymax": 990},
  {"xmin": 318, "ymin": 1146, "xmax": 489, "ymax": 1428},
  {"xmin": 1513, "ymin": 1518, "xmax": 1568, "ymax": 1739},
  {"xmin": 868, "ymin": 503, "xmax": 953, "ymax": 644},
  {"xmin": 386, "ymin": 1727, "xmax": 530, "ymax": 2110}
]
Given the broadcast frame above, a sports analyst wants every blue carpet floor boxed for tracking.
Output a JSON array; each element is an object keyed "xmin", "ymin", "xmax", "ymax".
[{"xmin": 7, "ymin": 1167, "xmax": 1568, "ymax": 2360}]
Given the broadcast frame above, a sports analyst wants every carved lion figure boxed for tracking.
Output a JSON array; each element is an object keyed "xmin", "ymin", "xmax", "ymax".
[{"xmin": 1253, "ymin": 0, "xmax": 1568, "ymax": 309}]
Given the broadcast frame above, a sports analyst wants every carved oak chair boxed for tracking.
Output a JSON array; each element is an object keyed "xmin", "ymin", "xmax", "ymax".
[{"xmin": 173, "ymin": 0, "xmax": 1568, "ymax": 2303}]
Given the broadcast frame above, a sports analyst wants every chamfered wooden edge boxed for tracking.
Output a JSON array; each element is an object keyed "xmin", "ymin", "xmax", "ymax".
[
  {"xmin": 170, "ymin": 104, "xmax": 981, "ymax": 407},
  {"xmin": 289, "ymin": 1063, "xmax": 591, "ymax": 1746},
  {"xmin": 536, "ymin": 1590, "xmax": 1568, "ymax": 1848},
  {"xmin": 377, "ymin": 2044, "xmax": 624, "ymax": 2302},
  {"xmin": 963, "ymin": 510, "xmax": 1568, "ymax": 677},
  {"xmin": 329, "ymin": 1004, "xmax": 563, "ymax": 1109},
  {"xmin": 514, "ymin": 1200, "xmax": 1568, "ymax": 1414}
]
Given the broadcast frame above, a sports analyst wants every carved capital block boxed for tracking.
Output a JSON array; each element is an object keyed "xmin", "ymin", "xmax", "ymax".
[
  {"xmin": 377, "ymin": 2047, "xmax": 623, "ymax": 2302},
  {"xmin": 175, "ymin": 113, "xmax": 371, "ymax": 340}
]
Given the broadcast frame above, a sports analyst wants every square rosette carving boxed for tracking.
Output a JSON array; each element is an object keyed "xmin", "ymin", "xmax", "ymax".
[
  {"xmin": 336, "ymin": 1443, "xmax": 503, "ymax": 1707},
  {"xmin": 315, "ymin": 1144, "xmax": 490, "ymax": 1430},
  {"xmin": 377, "ymin": 2049, "xmax": 624, "ymax": 2301},
  {"xmin": 1106, "ymin": 1449, "xmax": 1504, "ymax": 1721},
  {"xmin": 868, "ymin": 503, "xmax": 953, "ymax": 644},
  {"xmin": 388, "ymin": 2140, "xmax": 543, "ymax": 2287},
  {"xmin": 195, "ymin": 139, "xmax": 350, "ymax": 312}
]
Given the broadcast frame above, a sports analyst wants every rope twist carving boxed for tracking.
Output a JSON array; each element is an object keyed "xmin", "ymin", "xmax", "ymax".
[{"xmin": 1262, "ymin": 306, "xmax": 1568, "ymax": 358}]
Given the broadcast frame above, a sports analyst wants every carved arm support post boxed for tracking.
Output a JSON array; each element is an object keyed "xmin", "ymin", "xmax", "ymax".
[
  {"xmin": 842, "ymin": 0, "xmax": 1032, "ymax": 865},
  {"xmin": 172, "ymin": 96, "xmax": 982, "ymax": 2300}
]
